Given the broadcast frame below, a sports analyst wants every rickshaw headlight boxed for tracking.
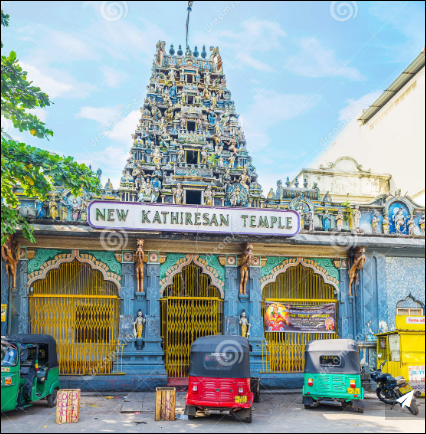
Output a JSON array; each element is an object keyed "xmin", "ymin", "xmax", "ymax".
[
  {"xmin": 308, "ymin": 378, "xmax": 314, "ymax": 387},
  {"xmin": 4, "ymin": 377, "xmax": 13, "ymax": 386}
]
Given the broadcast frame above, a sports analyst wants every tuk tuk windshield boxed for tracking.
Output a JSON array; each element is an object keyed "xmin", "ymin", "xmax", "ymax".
[{"xmin": 1, "ymin": 344, "xmax": 18, "ymax": 367}]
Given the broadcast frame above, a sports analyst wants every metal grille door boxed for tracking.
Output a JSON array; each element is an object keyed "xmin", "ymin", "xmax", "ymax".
[
  {"xmin": 29, "ymin": 261, "xmax": 122, "ymax": 375},
  {"xmin": 262, "ymin": 264, "xmax": 338, "ymax": 373},
  {"xmin": 161, "ymin": 263, "xmax": 223, "ymax": 378}
]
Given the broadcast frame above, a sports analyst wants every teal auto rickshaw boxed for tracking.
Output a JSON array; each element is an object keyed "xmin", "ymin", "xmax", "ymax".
[
  {"xmin": 1, "ymin": 335, "xmax": 61, "ymax": 412},
  {"xmin": 302, "ymin": 339, "xmax": 365, "ymax": 413}
]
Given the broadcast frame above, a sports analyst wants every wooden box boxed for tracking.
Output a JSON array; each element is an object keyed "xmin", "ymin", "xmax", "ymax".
[
  {"xmin": 155, "ymin": 387, "xmax": 176, "ymax": 421},
  {"xmin": 56, "ymin": 389, "xmax": 81, "ymax": 424}
]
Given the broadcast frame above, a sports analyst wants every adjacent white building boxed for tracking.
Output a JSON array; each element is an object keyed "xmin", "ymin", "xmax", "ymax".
[{"xmin": 299, "ymin": 50, "xmax": 425, "ymax": 205}]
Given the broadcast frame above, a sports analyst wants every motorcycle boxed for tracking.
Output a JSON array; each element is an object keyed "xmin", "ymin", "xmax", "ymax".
[{"xmin": 371, "ymin": 360, "xmax": 422, "ymax": 416}]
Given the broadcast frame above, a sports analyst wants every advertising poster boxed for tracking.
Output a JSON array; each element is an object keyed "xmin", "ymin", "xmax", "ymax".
[
  {"xmin": 265, "ymin": 302, "xmax": 336, "ymax": 333},
  {"xmin": 408, "ymin": 366, "xmax": 425, "ymax": 394}
]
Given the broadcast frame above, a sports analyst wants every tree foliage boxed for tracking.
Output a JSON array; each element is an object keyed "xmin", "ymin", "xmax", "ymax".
[{"xmin": 1, "ymin": 9, "xmax": 101, "ymax": 245}]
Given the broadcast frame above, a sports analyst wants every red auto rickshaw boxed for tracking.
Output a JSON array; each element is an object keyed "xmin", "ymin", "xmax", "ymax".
[{"xmin": 185, "ymin": 335, "xmax": 257, "ymax": 423}]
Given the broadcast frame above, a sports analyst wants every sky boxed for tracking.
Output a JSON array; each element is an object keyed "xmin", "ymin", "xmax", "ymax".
[{"xmin": 1, "ymin": 1, "xmax": 425, "ymax": 192}]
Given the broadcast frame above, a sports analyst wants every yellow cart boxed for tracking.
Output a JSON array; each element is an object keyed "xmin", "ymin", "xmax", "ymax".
[{"xmin": 376, "ymin": 315, "xmax": 425, "ymax": 397}]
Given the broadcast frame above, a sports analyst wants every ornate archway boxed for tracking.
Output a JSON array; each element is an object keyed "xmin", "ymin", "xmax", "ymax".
[
  {"xmin": 29, "ymin": 259, "xmax": 121, "ymax": 375},
  {"xmin": 161, "ymin": 262, "xmax": 223, "ymax": 378},
  {"xmin": 262, "ymin": 262, "xmax": 338, "ymax": 373}
]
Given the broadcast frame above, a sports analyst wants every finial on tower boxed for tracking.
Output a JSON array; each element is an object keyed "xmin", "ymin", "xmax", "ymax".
[{"xmin": 186, "ymin": 1, "xmax": 194, "ymax": 48}]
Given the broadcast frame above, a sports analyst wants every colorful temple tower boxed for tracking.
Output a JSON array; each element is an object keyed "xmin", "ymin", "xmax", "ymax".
[{"xmin": 119, "ymin": 42, "xmax": 263, "ymax": 208}]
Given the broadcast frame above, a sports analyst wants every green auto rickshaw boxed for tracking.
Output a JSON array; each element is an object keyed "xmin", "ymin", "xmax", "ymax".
[
  {"xmin": 1, "ymin": 335, "xmax": 61, "ymax": 413},
  {"xmin": 302, "ymin": 339, "xmax": 365, "ymax": 413}
]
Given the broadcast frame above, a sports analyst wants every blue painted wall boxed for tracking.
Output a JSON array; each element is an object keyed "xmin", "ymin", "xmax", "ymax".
[{"xmin": 386, "ymin": 257, "xmax": 425, "ymax": 331}]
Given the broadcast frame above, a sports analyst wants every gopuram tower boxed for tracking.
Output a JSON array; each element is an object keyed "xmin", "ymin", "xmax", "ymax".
[{"xmin": 119, "ymin": 42, "xmax": 263, "ymax": 208}]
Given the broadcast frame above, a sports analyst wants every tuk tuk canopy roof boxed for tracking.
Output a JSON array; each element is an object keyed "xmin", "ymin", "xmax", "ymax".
[
  {"xmin": 189, "ymin": 335, "xmax": 251, "ymax": 379},
  {"xmin": 3, "ymin": 335, "xmax": 59, "ymax": 369},
  {"xmin": 304, "ymin": 339, "xmax": 361, "ymax": 375}
]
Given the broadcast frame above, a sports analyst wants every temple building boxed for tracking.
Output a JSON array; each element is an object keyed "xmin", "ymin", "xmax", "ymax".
[{"xmin": 1, "ymin": 41, "xmax": 425, "ymax": 392}]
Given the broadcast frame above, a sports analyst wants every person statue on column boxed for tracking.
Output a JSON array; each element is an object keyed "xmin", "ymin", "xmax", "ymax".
[
  {"xmin": 240, "ymin": 243, "xmax": 253, "ymax": 295},
  {"xmin": 133, "ymin": 309, "xmax": 146, "ymax": 339},
  {"xmin": 420, "ymin": 214, "xmax": 425, "ymax": 236},
  {"xmin": 240, "ymin": 310, "xmax": 251, "ymax": 339},
  {"xmin": 136, "ymin": 240, "xmax": 145, "ymax": 293}
]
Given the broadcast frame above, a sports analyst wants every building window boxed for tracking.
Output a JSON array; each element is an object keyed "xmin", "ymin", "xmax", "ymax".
[
  {"xmin": 396, "ymin": 308, "xmax": 424, "ymax": 316},
  {"xmin": 187, "ymin": 75, "xmax": 193, "ymax": 83},
  {"xmin": 186, "ymin": 190, "xmax": 202, "ymax": 205},
  {"xmin": 187, "ymin": 121, "xmax": 196, "ymax": 132},
  {"xmin": 186, "ymin": 150, "xmax": 198, "ymax": 165}
]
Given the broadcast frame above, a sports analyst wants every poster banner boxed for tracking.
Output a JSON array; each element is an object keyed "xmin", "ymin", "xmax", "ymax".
[
  {"xmin": 265, "ymin": 302, "xmax": 336, "ymax": 334},
  {"xmin": 408, "ymin": 366, "xmax": 425, "ymax": 395}
]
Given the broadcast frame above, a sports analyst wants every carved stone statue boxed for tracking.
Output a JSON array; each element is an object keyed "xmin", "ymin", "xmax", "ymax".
[
  {"xmin": 372, "ymin": 210, "xmax": 381, "ymax": 234},
  {"xmin": 49, "ymin": 195, "xmax": 59, "ymax": 220},
  {"xmin": 60, "ymin": 195, "xmax": 70, "ymax": 221},
  {"xmin": 383, "ymin": 213, "xmax": 390, "ymax": 235},
  {"xmin": 136, "ymin": 240, "xmax": 145, "ymax": 293},
  {"xmin": 420, "ymin": 214, "xmax": 425, "ymax": 236},
  {"xmin": 152, "ymin": 146, "xmax": 162, "ymax": 166},
  {"xmin": 201, "ymin": 146, "xmax": 208, "ymax": 165},
  {"xmin": 322, "ymin": 208, "xmax": 332, "ymax": 232},
  {"xmin": 204, "ymin": 185, "xmax": 215, "ymax": 206},
  {"xmin": 173, "ymin": 183, "xmax": 185, "ymax": 205},
  {"xmin": 177, "ymin": 145, "xmax": 185, "ymax": 164},
  {"xmin": 240, "ymin": 243, "xmax": 253, "ymax": 295},
  {"xmin": 353, "ymin": 205, "xmax": 362, "ymax": 232},
  {"xmin": 133, "ymin": 309, "xmax": 146, "ymax": 339},
  {"xmin": 1, "ymin": 236, "xmax": 19, "ymax": 291},
  {"xmin": 393, "ymin": 208, "xmax": 407, "ymax": 234},
  {"xmin": 239, "ymin": 168, "xmax": 251, "ymax": 188},
  {"xmin": 408, "ymin": 215, "xmax": 416, "ymax": 236},
  {"xmin": 348, "ymin": 247, "xmax": 366, "ymax": 297},
  {"xmin": 224, "ymin": 134, "xmax": 239, "ymax": 155},
  {"xmin": 71, "ymin": 198, "xmax": 81, "ymax": 222},
  {"xmin": 239, "ymin": 310, "xmax": 251, "ymax": 339},
  {"xmin": 336, "ymin": 210, "xmax": 344, "ymax": 232}
]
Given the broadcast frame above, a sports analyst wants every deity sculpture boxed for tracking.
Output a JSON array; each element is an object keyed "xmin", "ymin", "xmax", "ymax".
[
  {"xmin": 239, "ymin": 310, "xmax": 251, "ymax": 339},
  {"xmin": 408, "ymin": 215, "xmax": 416, "ymax": 236},
  {"xmin": 230, "ymin": 185, "xmax": 240, "ymax": 207},
  {"xmin": 240, "ymin": 243, "xmax": 254, "ymax": 296},
  {"xmin": 36, "ymin": 199, "xmax": 46, "ymax": 219},
  {"xmin": 297, "ymin": 203, "xmax": 305, "ymax": 231},
  {"xmin": 224, "ymin": 134, "xmax": 239, "ymax": 155},
  {"xmin": 60, "ymin": 195, "xmax": 70, "ymax": 221},
  {"xmin": 348, "ymin": 247, "xmax": 367, "ymax": 297},
  {"xmin": 49, "ymin": 195, "xmax": 59, "ymax": 220},
  {"xmin": 382, "ymin": 213, "xmax": 390, "ymax": 235},
  {"xmin": 228, "ymin": 155, "xmax": 236, "ymax": 169},
  {"xmin": 80, "ymin": 195, "xmax": 90, "ymax": 222},
  {"xmin": 71, "ymin": 198, "xmax": 81, "ymax": 222},
  {"xmin": 1, "ymin": 236, "xmax": 19, "ymax": 291},
  {"xmin": 204, "ymin": 71, "xmax": 211, "ymax": 86},
  {"xmin": 136, "ymin": 240, "xmax": 145, "ymax": 293},
  {"xmin": 204, "ymin": 185, "xmax": 215, "ymax": 206},
  {"xmin": 218, "ymin": 156, "xmax": 224, "ymax": 168},
  {"xmin": 132, "ymin": 162, "xmax": 145, "ymax": 190},
  {"xmin": 322, "ymin": 208, "xmax": 332, "ymax": 232},
  {"xmin": 353, "ymin": 205, "xmax": 362, "ymax": 232},
  {"xmin": 173, "ymin": 183, "xmax": 185, "ymax": 205},
  {"xmin": 211, "ymin": 92, "xmax": 218, "ymax": 109},
  {"xmin": 420, "ymin": 214, "xmax": 425, "ymax": 236},
  {"xmin": 168, "ymin": 68, "xmax": 176, "ymax": 83},
  {"xmin": 239, "ymin": 168, "xmax": 251, "ymax": 188},
  {"xmin": 336, "ymin": 210, "xmax": 344, "ymax": 232},
  {"xmin": 201, "ymin": 146, "xmax": 208, "ymax": 165},
  {"xmin": 372, "ymin": 211, "xmax": 381, "ymax": 234},
  {"xmin": 177, "ymin": 145, "xmax": 185, "ymax": 163},
  {"xmin": 133, "ymin": 309, "xmax": 146, "ymax": 340},
  {"xmin": 180, "ymin": 115, "xmax": 187, "ymax": 130},
  {"xmin": 393, "ymin": 208, "xmax": 408, "ymax": 234},
  {"xmin": 197, "ymin": 116, "xmax": 204, "ymax": 132},
  {"xmin": 152, "ymin": 146, "xmax": 162, "ymax": 166}
]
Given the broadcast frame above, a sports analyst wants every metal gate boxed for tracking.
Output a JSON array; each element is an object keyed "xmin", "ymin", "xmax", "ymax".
[
  {"xmin": 262, "ymin": 264, "xmax": 338, "ymax": 373},
  {"xmin": 29, "ymin": 261, "xmax": 122, "ymax": 375},
  {"xmin": 161, "ymin": 263, "xmax": 223, "ymax": 378}
]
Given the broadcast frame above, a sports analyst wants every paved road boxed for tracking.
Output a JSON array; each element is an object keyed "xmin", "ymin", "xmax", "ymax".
[{"xmin": 1, "ymin": 393, "xmax": 424, "ymax": 433}]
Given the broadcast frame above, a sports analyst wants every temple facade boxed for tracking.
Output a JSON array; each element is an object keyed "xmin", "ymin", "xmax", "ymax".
[{"xmin": 1, "ymin": 42, "xmax": 425, "ymax": 392}]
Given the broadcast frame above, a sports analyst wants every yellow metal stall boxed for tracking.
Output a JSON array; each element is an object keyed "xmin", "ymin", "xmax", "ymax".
[
  {"xmin": 161, "ymin": 263, "xmax": 223, "ymax": 378},
  {"xmin": 262, "ymin": 264, "xmax": 338, "ymax": 373},
  {"xmin": 29, "ymin": 260, "xmax": 123, "ymax": 375},
  {"xmin": 376, "ymin": 315, "xmax": 425, "ymax": 396}
]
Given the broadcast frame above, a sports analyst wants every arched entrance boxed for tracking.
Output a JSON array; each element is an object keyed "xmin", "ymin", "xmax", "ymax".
[
  {"xmin": 161, "ymin": 262, "xmax": 223, "ymax": 378},
  {"xmin": 28, "ymin": 260, "xmax": 121, "ymax": 375},
  {"xmin": 263, "ymin": 263, "xmax": 338, "ymax": 373}
]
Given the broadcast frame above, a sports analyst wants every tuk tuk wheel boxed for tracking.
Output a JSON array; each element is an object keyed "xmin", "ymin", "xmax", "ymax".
[
  {"xmin": 47, "ymin": 389, "xmax": 59, "ymax": 408},
  {"xmin": 245, "ymin": 408, "xmax": 252, "ymax": 424}
]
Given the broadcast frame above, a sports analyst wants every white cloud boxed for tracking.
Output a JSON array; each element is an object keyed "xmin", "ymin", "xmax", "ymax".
[
  {"xmin": 236, "ymin": 53, "xmax": 274, "ymax": 73},
  {"xmin": 242, "ymin": 89, "xmax": 322, "ymax": 151},
  {"xmin": 76, "ymin": 106, "xmax": 119, "ymax": 127},
  {"xmin": 338, "ymin": 91, "xmax": 382, "ymax": 122},
  {"xmin": 285, "ymin": 37, "xmax": 365, "ymax": 81},
  {"xmin": 100, "ymin": 66, "xmax": 129, "ymax": 88},
  {"xmin": 28, "ymin": 108, "xmax": 49, "ymax": 123},
  {"xmin": 19, "ymin": 62, "xmax": 74, "ymax": 99}
]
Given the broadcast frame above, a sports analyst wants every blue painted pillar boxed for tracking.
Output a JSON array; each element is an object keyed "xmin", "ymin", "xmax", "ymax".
[
  {"xmin": 338, "ymin": 258, "xmax": 354, "ymax": 339},
  {"xmin": 224, "ymin": 266, "xmax": 239, "ymax": 335},
  {"xmin": 17, "ymin": 261, "xmax": 29, "ymax": 334},
  {"xmin": 119, "ymin": 263, "xmax": 137, "ymax": 345},
  {"xmin": 1, "ymin": 258, "xmax": 9, "ymax": 335},
  {"xmin": 248, "ymin": 267, "xmax": 265, "ymax": 374}
]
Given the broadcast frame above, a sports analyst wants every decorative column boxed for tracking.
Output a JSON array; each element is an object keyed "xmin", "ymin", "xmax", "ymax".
[
  {"xmin": 224, "ymin": 264, "xmax": 239, "ymax": 335},
  {"xmin": 248, "ymin": 266, "xmax": 265, "ymax": 374},
  {"xmin": 119, "ymin": 262, "xmax": 137, "ymax": 345},
  {"xmin": 16, "ymin": 260, "xmax": 29, "ymax": 334},
  {"xmin": 335, "ymin": 258, "xmax": 354, "ymax": 340}
]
